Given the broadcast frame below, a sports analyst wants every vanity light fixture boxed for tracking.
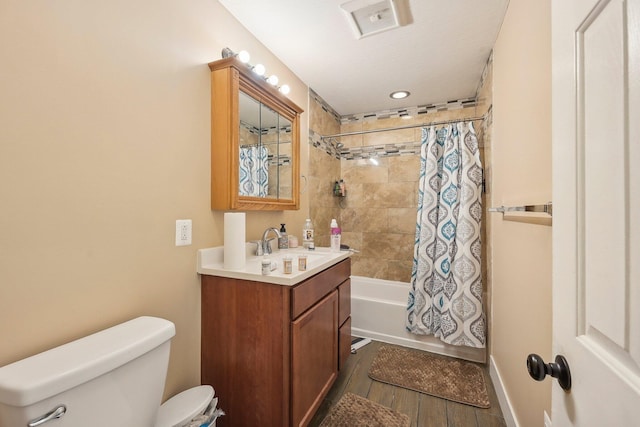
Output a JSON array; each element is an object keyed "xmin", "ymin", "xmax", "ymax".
[
  {"xmin": 390, "ymin": 90, "xmax": 410, "ymax": 99},
  {"xmin": 252, "ymin": 63, "xmax": 266, "ymax": 76},
  {"xmin": 237, "ymin": 50, "xmax": 250, "ymax": 63},
  {"xmin": 279, "ymin": 85, "xmax": 291, "ymax": 95},
  {"xmin": 220, "ymin": 48, "xmax": 291, "ymax": 95}
]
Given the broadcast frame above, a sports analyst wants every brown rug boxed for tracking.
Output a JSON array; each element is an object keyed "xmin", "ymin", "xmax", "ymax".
[
  {"xmin": 319, "ymin": 393, "xmax": 410, "ymax": 427},
  {"xmin": 368, "ymin": 345, "xmax": 490, "ymax": 408}
]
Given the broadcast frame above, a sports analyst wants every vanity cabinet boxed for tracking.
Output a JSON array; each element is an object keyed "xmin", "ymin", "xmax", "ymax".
[
  {"xmin": 208, "ymin": 57, "xmax": 303, "ymax": 211},
  {"xmin": 201, "ymin": 258, "xmax": 351, "ymax": 427}
]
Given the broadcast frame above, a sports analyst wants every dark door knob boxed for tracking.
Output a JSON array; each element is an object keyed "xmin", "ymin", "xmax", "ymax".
[{"xmin": 527, "ymin": 353, "xmax": 572, "ymax": 391}]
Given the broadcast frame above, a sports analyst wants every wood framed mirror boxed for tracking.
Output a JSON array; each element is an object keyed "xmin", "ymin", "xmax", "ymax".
[{"xmin": 209, "ymin": 57, "xmax": 303, "ymax": 210}]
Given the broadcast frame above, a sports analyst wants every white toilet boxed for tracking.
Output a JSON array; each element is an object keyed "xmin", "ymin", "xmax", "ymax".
[{"xmin": 0, "ymin": 316, "xmax": 215, "ymax": 427}]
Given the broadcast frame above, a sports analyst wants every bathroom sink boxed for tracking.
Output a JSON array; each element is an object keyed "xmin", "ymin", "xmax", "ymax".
[{"xmin": 197, "ymin": 246, "xmax": 351, "ymax": 286}]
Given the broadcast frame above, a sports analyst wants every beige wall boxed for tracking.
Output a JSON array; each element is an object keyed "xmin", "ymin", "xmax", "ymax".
[
  {"xmin": 490, "ymin": 0, "xmax": 552, "ymax": 425},
  {"xmin": 308, "ymin": 94, "xmax": 341, "ymax": 247},
  {"xmin": 0, "ymin": 0, "xmax": 310, "ymax": 400}
]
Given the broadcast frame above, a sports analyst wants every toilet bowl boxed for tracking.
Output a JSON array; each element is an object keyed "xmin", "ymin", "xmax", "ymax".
[{"xmin": 0, "ymin": 316, "xmax": 215, "ymax": 427}]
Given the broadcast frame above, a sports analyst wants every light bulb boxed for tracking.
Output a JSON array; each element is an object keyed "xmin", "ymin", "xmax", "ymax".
[
  {"xmin": 253, "ymin": 64, "xmax": 265, "ymax": 76},
  {"xmin": 279, "ymin": 84, "xmax": 290, "ymax": 95},
  {"xmin": 267, "ymin": 75, "xmax": 279, "ymax": 86},
  {"xmin": 237, "ymin": 50, "xmax": 250, "ymax": 63}
]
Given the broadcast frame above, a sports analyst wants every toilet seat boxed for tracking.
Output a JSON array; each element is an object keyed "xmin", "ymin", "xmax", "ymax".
[{"xmin": 155, "ymin": 385, "xmax": 215, "ymax": 427}]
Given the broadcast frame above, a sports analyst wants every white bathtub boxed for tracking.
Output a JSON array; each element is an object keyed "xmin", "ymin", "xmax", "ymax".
[{"xmin": 350, "ymin": 275, "xmax": 486, "ymax": 363}]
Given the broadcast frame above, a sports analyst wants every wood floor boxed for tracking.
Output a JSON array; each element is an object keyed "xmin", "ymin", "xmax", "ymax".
[{"xmin": 309, "ymin": 340, "xmax": 506, "ymax": 427}]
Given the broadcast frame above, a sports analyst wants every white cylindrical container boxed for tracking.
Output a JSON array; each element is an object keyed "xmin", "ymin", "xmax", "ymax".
[{"xmin": 224, "ymin": 212, "xmax": 246, "ymax": 270}]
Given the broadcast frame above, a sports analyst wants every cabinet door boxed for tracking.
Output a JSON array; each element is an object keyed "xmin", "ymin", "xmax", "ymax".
[{"xmin": 291, "ymin": 290, "xmax": 338, "ymax": 427}]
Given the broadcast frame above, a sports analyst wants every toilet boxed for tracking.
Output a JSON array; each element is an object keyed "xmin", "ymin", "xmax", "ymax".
[{"xmin": 0, "ymin": 316, "xmax": 216, "ymax": 427}]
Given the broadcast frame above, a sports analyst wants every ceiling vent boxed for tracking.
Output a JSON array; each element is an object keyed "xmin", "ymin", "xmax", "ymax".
[{"xmin": 340, "ymin": 0, "xmax": 412, "ymax": 39}]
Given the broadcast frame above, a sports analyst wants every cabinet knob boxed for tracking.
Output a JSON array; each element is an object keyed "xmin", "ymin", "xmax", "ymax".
[{"xmin": 526, "ymin": 353, "xmax": 572, "ymax": 391}]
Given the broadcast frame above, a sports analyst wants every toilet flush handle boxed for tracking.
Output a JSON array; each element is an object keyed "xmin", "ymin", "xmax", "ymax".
[{"xmin": 28, "ymin": 405, "xmax": 66, "ymax": 427}]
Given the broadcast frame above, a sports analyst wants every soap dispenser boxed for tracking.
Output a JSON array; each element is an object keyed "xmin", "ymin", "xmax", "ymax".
[{"xmin": 278, "ymin": 224, "xmax": 289, "ymax": 249}]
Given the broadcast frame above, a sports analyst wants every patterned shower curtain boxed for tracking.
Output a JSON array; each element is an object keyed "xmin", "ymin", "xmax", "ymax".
[
  {"xmin": 406, "ymin": 122, "xmax": 485, "ymax": 348},
  {"xmin": 239, "ymin": 146, "xmax": 269, "ymax": 197}
]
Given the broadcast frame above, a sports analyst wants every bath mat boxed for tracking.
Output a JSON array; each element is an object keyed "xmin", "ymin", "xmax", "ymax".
[
  {"xmin": 368, "ymin": 345, "xmax": 490, "ymax": 408},
  {"xmin": 319, "ymin": 393, "xmax": 410, "ymax": 427}
]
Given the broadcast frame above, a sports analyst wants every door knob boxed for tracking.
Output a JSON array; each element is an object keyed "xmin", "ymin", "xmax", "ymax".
[{"xmin": 526, "ymin": 353, "xmax": 572, "ymax": 391}]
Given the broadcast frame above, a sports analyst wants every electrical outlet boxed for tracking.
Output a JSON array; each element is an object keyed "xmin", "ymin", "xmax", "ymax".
[{"xmin": 175, "ymin": 219, "xmax": 192, "ymax": 246}]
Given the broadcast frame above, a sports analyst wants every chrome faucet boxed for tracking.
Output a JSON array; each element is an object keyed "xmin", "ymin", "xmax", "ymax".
[{"xmin": 260, "ymin": 227, "xmax": 281, "ymax": 255}]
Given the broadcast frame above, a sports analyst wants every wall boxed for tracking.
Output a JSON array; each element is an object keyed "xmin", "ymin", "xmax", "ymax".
[
  {"xmin": 490, "ymin": 0, "xmax": 552, "ymax": 425},
  {"xmin": 0, "ymin": 0, "xmax": 309, "ymax": 400},
  {"xmin": 308, "ymin": 99, "xmax": 485, "ymax": 283},
  {"xmin": 307, "ymin": 90, "xmax": 341, "ymax": 247}
]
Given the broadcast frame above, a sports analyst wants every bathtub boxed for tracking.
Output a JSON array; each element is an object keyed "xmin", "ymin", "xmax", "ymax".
[{"xmin": 350, "ymin": 275, "xmax": 486, "ymax": 363}]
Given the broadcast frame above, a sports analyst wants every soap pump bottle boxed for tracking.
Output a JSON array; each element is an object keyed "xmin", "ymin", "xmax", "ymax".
[
  {"xmin": 330, "ymin": 219, "xmax": 341, "ymax": 252},
  {"xmin": 278, "ymin": 223, "xmax": 289, "ymax": 249}
]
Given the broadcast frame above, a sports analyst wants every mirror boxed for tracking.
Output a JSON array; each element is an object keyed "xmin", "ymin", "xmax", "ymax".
[
  {"xmin": 238, "ymin": 90, "xmax": 293, "ymax": 201},
  {"xmin": 209, "ymin": 57, "xmax": 303, "ymax": 210}
]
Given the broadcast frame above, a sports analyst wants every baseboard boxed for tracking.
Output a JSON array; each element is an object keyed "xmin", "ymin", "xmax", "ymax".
[{"xmin": 489, "ymin": 355, "xmax": 518, "ymax": 427}]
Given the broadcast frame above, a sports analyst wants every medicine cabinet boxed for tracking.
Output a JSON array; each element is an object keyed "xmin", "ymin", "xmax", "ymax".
[{"xmin": 208, "ymin": 57, "xmax": 303, "ymax": 210}]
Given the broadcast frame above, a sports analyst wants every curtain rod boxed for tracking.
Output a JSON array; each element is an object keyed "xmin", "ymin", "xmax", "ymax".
[{"xmin": 321, "ymin": 115, "xmax": 487, "ymax": 140}]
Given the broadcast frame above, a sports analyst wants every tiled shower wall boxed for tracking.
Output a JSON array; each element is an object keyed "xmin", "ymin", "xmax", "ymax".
[{"xmin": 308, "ymin": 59, "xmax": 492, "ymax": 283}]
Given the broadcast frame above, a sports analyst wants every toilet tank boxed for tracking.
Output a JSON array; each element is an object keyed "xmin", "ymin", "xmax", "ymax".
[{"xmin": 0, "ymin": 316, "xmax": 175, "ymax": 427}]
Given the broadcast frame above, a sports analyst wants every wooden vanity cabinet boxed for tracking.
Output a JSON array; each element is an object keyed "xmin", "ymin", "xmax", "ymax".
[{"xmin": 201, "ymin": 258, "xmax": 351, "ymax": 427}]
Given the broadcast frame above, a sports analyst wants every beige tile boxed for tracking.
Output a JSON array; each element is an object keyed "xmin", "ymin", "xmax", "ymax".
[
  {"xmin": 351, "ymin": 257, "xmax": 388, "ymax": 279},
  {"xmin": 388, "ymin": 208, "xmax": 417, "ymax": 234},
  {"xmin": 362, "ymin": 182, "xmax": 416, "ymax": 208},
  {"xmin": 342, "ymin": 161, "xmax": 388, "ymax": 184},
  {"xmin": 388, "ymin": 155, "xmax": 420, "ymax": 182},
  {"xmin": 386, "ymin": 259, "xmax": 414, "ymax": 283},
  {"xmin": 340, "ymin": 182, "xmax": 363, "ymax": 208},
  {"xmin": 339, "ymin": 122, "xmax": 364, "ymax": 148},
  {"xmin": 309, "ymin": 146, "xmax": 340, "ymax": 178},
  {"xmin": 341, "ymin": 207, "xmax": 388, "ymax": 233},
  {"xmin": 362, "ymin": 232, "xmax": 414, "ymax": 261},
  {"xmin": 340, "ymin": 231, "xmax": 362, "ymax": 251}
]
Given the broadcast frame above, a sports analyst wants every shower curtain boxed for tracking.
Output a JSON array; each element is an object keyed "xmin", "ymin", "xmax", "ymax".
[
  {"xmin": 406, "ymin": 122, "xmax": 485, "ymax": 348},
  {"xmin": 239, "ymin": 146, "xmax": 269, "ymax": 197}
]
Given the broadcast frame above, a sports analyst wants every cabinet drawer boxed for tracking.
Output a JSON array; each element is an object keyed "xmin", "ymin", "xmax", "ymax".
[
  {"xmin": 338, "ymin": 279, "xmax": 350, "ymax": 326},
  {"xmin": 291, "ymin": 259, "xmax": 350, "ymax": 319}
]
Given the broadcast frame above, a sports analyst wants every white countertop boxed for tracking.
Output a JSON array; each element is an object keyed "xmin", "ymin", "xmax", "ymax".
[{"xmin": 197, "ymin": 245, "xmax": 352, "ymax": 286}]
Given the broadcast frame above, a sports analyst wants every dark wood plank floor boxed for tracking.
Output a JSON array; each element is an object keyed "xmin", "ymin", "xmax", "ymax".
[{"xmin": 309, "ymin": 340, "xmax": 506, "ymax": 427}]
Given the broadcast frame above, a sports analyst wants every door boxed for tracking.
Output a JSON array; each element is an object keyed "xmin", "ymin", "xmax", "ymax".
[{"xmin": 552, "ymin": 0, "xmax": 640, "ymax": 425}]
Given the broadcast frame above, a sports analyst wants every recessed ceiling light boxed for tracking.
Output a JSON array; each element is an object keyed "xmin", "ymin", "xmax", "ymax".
[{"xmin": 390, "ymin": 90, "xmax": 410, "ymax": 99}]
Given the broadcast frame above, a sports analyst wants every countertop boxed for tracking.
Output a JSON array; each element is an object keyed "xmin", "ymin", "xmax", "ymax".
[{"xmin": 197, "ymin": 245, "xmax": 352, "ymax": 286}]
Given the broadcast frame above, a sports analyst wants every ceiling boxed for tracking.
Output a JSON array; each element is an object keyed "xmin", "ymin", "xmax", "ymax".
[{"xmin": 218, "ymin": 0, "xmax": 509, "ymax": 117}]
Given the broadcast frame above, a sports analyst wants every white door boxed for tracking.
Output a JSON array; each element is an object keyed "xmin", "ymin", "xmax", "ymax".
[{"xmin": 552, "ymin": 0, "xmax": 640, "ymax": 425}]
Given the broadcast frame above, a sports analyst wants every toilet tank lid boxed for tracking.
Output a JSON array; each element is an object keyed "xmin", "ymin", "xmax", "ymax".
[{"xmin": 0, "ymin": 316, "xmax": 175, "ymax": 407}]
